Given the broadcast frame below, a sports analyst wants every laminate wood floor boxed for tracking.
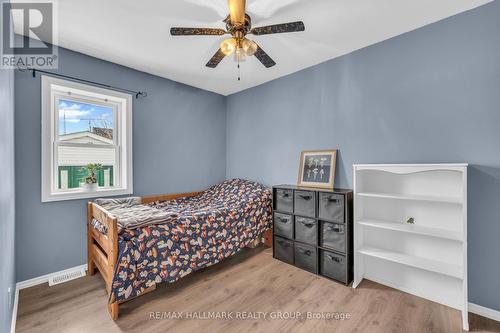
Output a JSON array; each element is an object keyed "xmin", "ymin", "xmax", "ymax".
[{"xmin": 16, "ymin": 247, "xmax": 500, "ymax": 333}]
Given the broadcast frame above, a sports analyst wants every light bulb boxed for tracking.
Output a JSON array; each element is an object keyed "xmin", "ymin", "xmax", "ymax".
[
  {"xmin": 220, "ymin": 38, "xmax": 237, "ymax": 56},
  {"xmin": 242, "ymin": 39, "xmax": 258, "ymax": 56}
]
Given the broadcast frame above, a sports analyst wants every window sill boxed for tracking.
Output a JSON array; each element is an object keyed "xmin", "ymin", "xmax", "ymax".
[{"xmin": 41, "ymin": 187, "xmax": 133, "ymax": 203}]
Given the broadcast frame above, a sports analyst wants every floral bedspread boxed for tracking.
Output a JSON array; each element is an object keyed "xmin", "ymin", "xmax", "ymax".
[{"xmin": 109, "ymin": 179, "xmax": 272, "ymax": 303}]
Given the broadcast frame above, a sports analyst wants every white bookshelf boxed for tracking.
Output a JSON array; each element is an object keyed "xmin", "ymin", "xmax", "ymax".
[{"xmin": 353, "ymin": 164, "xmax": 468, "ymax": 330}]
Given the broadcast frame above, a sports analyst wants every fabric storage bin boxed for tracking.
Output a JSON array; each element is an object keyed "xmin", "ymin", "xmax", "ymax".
[
  {"xmin": 275, "ymin": 189, "xmax": 293, "ymax": 213},
  {"xmin": 274, "ymin": 213, "xmax": 293, "ymax": 239},
  {"xmin": 320, "ymin": 250, "xmax": 346, "ymax": 283},
  {"xmin": 294, "ymin": 190, "xmax": 316, "ymax": 218},
  {"xmin": 294, "ymin": 243, "xmax": 317, "ymax": 273},
  {"xmin": 318, "ymin": 193, "xmax": 344, "ymax": 222},
  {"xmin": 274, "ymin": 236, "xmax": 294, "ymax": 264},
  {"xmin": 320, "ymin": 221, "xmax": 346, "ymax": 253},
  {"xmin": 295, "ymin": 217, "xmax": 317, "ymax": 245},
  {"xmin": 272, "ymin": 185, "xmax": 353, "ymax": 286}
]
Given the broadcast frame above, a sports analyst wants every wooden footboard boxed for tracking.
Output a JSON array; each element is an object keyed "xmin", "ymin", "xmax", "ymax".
[
  {"xmin": 87, "ymin": 202, "xmax": 117, "ymax": 292},
  {"xmin": 87, "ymin": 191, "xmax": 201, "ymax": 320},
  {"xmin": 87, "ymin": 202, "xmax": 119, "ymax": 318}
]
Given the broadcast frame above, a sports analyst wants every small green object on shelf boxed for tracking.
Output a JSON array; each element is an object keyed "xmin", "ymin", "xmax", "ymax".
[{"xmin": 406, "ymin": 217, "xmax": 415, "ymax": 224}]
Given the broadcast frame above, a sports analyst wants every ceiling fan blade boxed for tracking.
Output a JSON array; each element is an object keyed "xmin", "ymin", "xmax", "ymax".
[
  {"xmin": 228, "ymin": 0, "xmax": 246, "ymax": 26},
  {"xmin": 206, "ymin": 49, "xmax": 226, "ymax": 68},
  {"xmin": 254, "ymin": 45, "xmax": 276, "ymax": 68},
  {"xmin": 170, "ymin": 27, "xmax": 226, "ymax": 36},
  {"xmin": 250, "ymin": 21, "xmax": 305, "ymax": 36}
]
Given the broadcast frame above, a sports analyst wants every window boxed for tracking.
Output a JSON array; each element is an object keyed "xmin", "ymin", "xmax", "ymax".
[{"xmin": 41, "ymin": 76, "xmax": 133, "ymax": 202}]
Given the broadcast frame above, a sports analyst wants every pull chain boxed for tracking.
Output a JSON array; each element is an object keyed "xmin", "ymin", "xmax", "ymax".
[{"xmin": 237, "ymin": 61, "xmax": 241, "ymax": 81}]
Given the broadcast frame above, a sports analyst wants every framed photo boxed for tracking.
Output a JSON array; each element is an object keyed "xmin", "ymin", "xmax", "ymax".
[{"xmin": 297, "ymin": 150, "xmax": 337, "ymax": 189}]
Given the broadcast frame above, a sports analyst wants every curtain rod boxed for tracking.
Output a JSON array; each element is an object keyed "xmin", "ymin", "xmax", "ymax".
[{"xmin": 17, "ymin": 67, "xmax": 148, "ymax": 99}]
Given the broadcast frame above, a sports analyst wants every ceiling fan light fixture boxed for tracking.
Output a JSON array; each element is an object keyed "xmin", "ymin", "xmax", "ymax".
[
  {"xmin": 242, "ymin": 39, "xmax": 258, "ymax": 56},
  {"xmin": 171, "ymin": 0, "xmax": 304, "ymax": 69},
  {"xmin": 220, "ymin": 38, "xmax": 237, "ymax": 56}
]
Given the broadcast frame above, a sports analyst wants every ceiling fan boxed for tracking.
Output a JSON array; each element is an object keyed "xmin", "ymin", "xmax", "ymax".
[{"xmin": 171, "ymin": 0, "xmax": 305, "ymax": 69}]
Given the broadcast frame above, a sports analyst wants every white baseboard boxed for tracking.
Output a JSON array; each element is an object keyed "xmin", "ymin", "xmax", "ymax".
[
  {"xmin": 16, "ymin": 264, "xmax": 87, "ymax": 290},
  {"xmin": 11, "ymin": 264, "xmax": 88, "ymax": 333},
  {"xmin": 10, "ymin": 287, "xmax": 19, "ymax": 333},
  {"xmin": 469, "ymin": 302, "xmax": 500, "ymax": 323}
]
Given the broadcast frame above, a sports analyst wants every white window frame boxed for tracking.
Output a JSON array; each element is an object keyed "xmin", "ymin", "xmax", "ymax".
[{"xmin": 41, "ymin": 75, "xmax": 133, "ymax": 202}]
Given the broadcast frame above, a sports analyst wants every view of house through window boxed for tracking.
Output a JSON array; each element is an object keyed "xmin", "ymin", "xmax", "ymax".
[
  {"xmin": 56, "ymin": 99, "xmax": 116, "ymax": 190},
  {"xmin": 42, "ymin": 75, "xmax": 132, "ymax": 202}
]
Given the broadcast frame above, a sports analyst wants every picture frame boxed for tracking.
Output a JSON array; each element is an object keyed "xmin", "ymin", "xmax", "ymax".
[{"xmin": 297, "ymin": 149, "xmax": 337, "ymax": 189}]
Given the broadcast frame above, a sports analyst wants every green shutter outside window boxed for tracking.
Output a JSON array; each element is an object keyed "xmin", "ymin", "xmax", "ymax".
[{"xmin": 58, "ymin": 166, "xmax": 114, "ymax": 189}]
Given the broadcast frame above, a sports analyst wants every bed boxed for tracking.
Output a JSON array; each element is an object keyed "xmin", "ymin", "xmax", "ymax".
[{"xmin": 87, "ymin": 178, "xmax": 273, "ymax": 320}]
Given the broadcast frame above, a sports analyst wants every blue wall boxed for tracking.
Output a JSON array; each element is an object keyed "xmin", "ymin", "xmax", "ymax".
[
  {"xmin": 227, "ymin": 1, "xmax": 500, "ymax": 311},
  {"xmin": 0, "ymin": 2, "xmax": 16, "ymax": 331},
  {"xmin": 15, "ymin": 41, "xmax": 227, "ymax": 282},
  {"xmin": 12, "ymin": 0, "xmax": 500, "ymax": 315}
]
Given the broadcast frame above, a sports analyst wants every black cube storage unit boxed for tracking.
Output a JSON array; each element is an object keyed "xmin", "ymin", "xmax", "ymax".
[{"xmin": 272, "ymin": 185, "xmax": 353, "ymax": 285}]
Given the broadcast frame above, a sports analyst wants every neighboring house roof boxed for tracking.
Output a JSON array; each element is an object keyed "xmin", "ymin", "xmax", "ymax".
[{"xmin": 59, "ymin": 131, "xmax": 113, "ymax": 145}]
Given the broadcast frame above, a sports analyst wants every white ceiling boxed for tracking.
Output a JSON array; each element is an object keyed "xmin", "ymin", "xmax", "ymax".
[{"xmin": 14, "ymin": 0, "xmax": 491, "ymax": 95}]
